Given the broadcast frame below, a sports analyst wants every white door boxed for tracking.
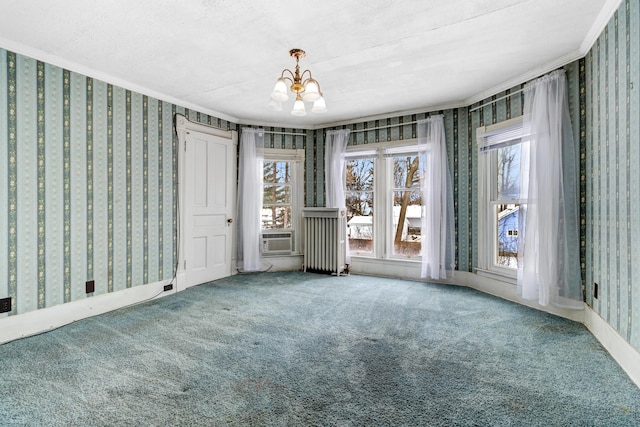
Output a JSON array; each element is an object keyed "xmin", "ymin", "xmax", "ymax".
[{"xmin": 184, "ymin": 130, "xmax": 234, "ymax": 286}]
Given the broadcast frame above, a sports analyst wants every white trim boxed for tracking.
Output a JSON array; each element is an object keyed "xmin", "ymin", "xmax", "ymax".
[
  {"xmin": 317, "ymin": 101, "xmax": 466, "ymax": 130},
  {"xmin": 467, "ymin": 0, "xmax": 620, "ymax": 112},
  {"xmin": 584, "ymin": 305, "xmax": 640, "ymax": 389},
  {"xmin": 452, "ymin": 271, "xmax": 584, "ymax": 323},
  {"xmin": 236, "ymin": 118, "xmax": 316, "ymax": 130},
  {"xmin": 0, "ymin": 37, "xmax": 239, "ymax": 125},
  {"xmin": 465, "ymin": 49, "xmax": 582, "ymax": 109},
  {"xmin": 580, "ymin": 0, "xmax": 623, "ymax": 53},
  {"xmin": 0, "ymin": 279, "xmax": 174, "ymax": 345},
  {"xmin": 349, "ymin": 258, "xmax": 585, "ymax": 323},
  {"xmin": 175, "ymin": 114, "xmax": 238, "ymax": 291},
  {"xmin": 175, "ymin": 114, "xmax": 235, "ymax": 139}
]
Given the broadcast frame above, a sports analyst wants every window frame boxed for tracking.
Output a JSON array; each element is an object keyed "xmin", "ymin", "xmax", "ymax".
[
  {"xmin": 345, "ymin": 140, "xmax": 425, "ymax": 261},
  {"xmin": 345, "ymin": 153, "xmax": 377, "ymax": 257},
  {"xmin": 477, "ymin": 116, "xmax": 525, "ymax": 281},
  {"xmin": 261, "ymin": 148, "xmax": 304, "ymax": 254}
]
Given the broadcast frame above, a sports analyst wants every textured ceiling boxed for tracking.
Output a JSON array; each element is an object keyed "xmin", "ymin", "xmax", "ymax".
[{"xmin": 0, "ymin": 0, "xmax": 618, "ymax": 128}]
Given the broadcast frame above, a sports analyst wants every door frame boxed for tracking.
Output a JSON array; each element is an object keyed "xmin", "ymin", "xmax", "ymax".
[{"xmin": 175, "ymin": 114, "xmax": 238, "ymax": 291}]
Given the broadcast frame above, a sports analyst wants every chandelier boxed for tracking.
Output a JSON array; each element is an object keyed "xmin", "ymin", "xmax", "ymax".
[{"xmin": 269, "ymin": 49, "xmax": 326, "ymax": 116}]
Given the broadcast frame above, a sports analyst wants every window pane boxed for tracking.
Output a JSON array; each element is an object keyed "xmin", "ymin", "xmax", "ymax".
[
  {"xmin": 495, "ymin": 203, "xmax": 520, "ymax": 268},
  {"xmin": 263, "ymin": 184, "xmax": 291, "ymax": 204},
  {"xmin": 346, "ymin": 158, "xmax": 374, "ymax": 255},
  {"xmin": 347, "ymin": 191, "xmax": 373, "ymax": 255},
  {"xmin": 346, "ymin": 158, "xmax": 374, "ymax": 191},
  {"xmin": 262, "ymin": 206, "xmax": 292, "ymax": 229},
  {"xmin": 497, "ymin": 145, "xmax": 521, "ymax": 199},
  {"xmin": 393, "ymin": 155, "xmax": 420, "ymax": 189},
  {"xmin": 263, "ymin": 161, "xmax": 290, "ymax": 184},
  {"xmin": 392, "ymin": 190, "xmax": 422, "ymax": 258}
]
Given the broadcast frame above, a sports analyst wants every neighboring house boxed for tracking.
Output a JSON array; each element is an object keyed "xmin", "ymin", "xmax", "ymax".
[
  {"xmin": 347, "ymin": 216, "xmax": 373, "ymax": 240},
  {"xmin": 496, "ymin": 205, "xmax": 519, "ymax": 268}
]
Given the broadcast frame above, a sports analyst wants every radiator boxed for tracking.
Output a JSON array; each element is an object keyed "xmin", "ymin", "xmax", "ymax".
[{"xmin": 302, "ymin": 208, "xmax": 347, "ymax": 276}]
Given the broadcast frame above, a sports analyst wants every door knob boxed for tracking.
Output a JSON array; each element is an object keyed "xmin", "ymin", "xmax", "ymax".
[{"xmin": 227, "ymin": 218, "xmax": 233, "ymax": 223}]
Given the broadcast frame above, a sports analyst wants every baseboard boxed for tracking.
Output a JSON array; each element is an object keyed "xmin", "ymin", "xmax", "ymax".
[
  {"xmin": 449, "ymin": 271, "xmax": 585, "ymax": 323},
  {"xmin": 0, "ymin": 279, "xmax": 174, "ymax": 345},
  {"xmin": 583, "ymin": 306, "xmax": 640, "ymax": 389},
  {"xmin": 349, "ymin": 259, "xmax": 584, "ymax": 323}
]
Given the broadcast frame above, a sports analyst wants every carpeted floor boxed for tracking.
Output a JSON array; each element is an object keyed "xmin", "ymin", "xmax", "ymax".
[{"xmin": 1, "ymin": 272, "xmax": 639, "ymax": 426}]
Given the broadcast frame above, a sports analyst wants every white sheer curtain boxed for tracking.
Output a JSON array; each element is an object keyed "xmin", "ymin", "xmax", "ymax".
[
  {"xmin": 236, "ymin": 128, "xmax": 264, "ymax": 272},
  {"xmin": 324, "ymin": 129, "xmax": 351, "ymax": 263},
  {"xmin": 418, "ymin": 116, "xmax": 455, "ymax": 280},
  {"xmin": 518, "ymin": 70, "xmax": 583, "ymax": 308}
]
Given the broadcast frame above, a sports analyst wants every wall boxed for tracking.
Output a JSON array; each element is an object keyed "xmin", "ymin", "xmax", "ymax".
[
  {"xmin": 584, "ymin": 0, "xmax": 640, "ymax": 351},
  {"xmin": 0, "ymin": 48, "xmax": 233, "ymax": 317}
]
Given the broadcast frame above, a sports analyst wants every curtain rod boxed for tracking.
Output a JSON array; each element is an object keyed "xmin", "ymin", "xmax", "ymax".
[
  {"xmin": 261, "ymin": 130, "xmax": 307, "ymax": 137},
  {"xmin": 469, "ymin": 88, "xmax": 525, "ymax": 113},
  {"xmin": 345, "ymin": 115, "xmax": 444, "ymax": 134}
]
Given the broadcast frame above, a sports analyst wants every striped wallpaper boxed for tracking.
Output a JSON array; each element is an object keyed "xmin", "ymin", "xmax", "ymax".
[
  {"xmin": 0, "ymin": 48, "xmax": 232, "ymax": 316},
  {"xmin": 584, "ymin": 0, "xmax": 640, "ymax": 351}
]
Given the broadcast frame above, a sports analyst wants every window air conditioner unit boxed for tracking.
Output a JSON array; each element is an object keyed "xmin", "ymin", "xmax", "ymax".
[{"xmin": 262, "ymin": 231, "xmax": 294, "ymax": 255}]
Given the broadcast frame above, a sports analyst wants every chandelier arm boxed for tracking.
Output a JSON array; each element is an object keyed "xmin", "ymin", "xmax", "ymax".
[
  {"xmin": 281, "ymin": 69, "xmax": 296, "ymax": 80},
  {"xmin": 302, "ymin": 76, "xmax": 321, "ymax": 88},
  {"xmin": 300, "ymin": 69, "xmax": 313, "ymax": 81}
]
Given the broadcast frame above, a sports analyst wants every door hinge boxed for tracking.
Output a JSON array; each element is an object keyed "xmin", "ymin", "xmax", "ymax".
[{"xmin": 183, "ymin": 260, "xmax": 187, "ymax": 270}]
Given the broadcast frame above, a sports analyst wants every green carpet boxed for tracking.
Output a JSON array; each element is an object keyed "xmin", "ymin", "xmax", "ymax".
[{"xmin": 1, "ymin": 272, "xmax": 639, "ymax": 426}]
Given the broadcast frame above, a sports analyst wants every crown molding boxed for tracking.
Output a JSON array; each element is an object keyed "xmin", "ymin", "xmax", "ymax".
[
  {"xmin": 316, "ymin": 101, "xmax": 467, "ymax": 130},
  {"xmin": 580, "ymin": 0, "xmax": 623, "ymax": 53},
  {"xmin": 235, "ymin": 117, "xmax": 316, "ymax": 131},
  {"xmin": 0, "ymin": 36, "xmax": 239, "ymax": 124},
  {"xmin": 464, "ymin": 49, "xmax": 583, "ymax": 108}
]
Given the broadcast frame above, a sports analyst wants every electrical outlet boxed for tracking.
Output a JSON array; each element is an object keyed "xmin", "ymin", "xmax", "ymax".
[
  {"xmin": 0, "ymin": 297, "xmax": 11, "ymax": 313},
  {"xmin": 86, "ymin": 280, "xmax": 95, "ymax": 294},
  {"xmin": 164, "ymin": 284, "xmax": 173, "ymax": 292},
  {"xmin": 593, "ymin": 282, "xmax": 598, "ymax": 299}
]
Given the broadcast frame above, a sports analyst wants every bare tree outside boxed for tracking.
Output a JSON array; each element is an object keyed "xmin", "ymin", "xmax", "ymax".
[
  {"xmin": 392, "ymin": 155, "xmax": 422, "ymax": 257},
  {"xmin": 263, "ymin": 161, "xmax": 291, "ymax": 229},
  {"xmin": 346, "ymin": 158, "xmax": 374, "ymax": 253}
]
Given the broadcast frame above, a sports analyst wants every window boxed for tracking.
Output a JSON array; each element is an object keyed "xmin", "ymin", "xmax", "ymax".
[
  {"xmin": 389, "ymin": 152, "xmax": 422, "ymax": 258},
  {"xmin": 477, "ymin": 117, "xmax": 527, "ymax": 277},
  {"xmin": 261, "ymin": 149, "xmax": 304, "ymax": 254},
  {"xmin": 345, "ymin": 143, "xmax": 424, "ymax": 261},
  {"xmin": 346, "ymin": 156, "xmax": 375, "ymax": 255},
  {"xmin": 262, "ymin": 160, "xmax": 292, "ymax": 229}
]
